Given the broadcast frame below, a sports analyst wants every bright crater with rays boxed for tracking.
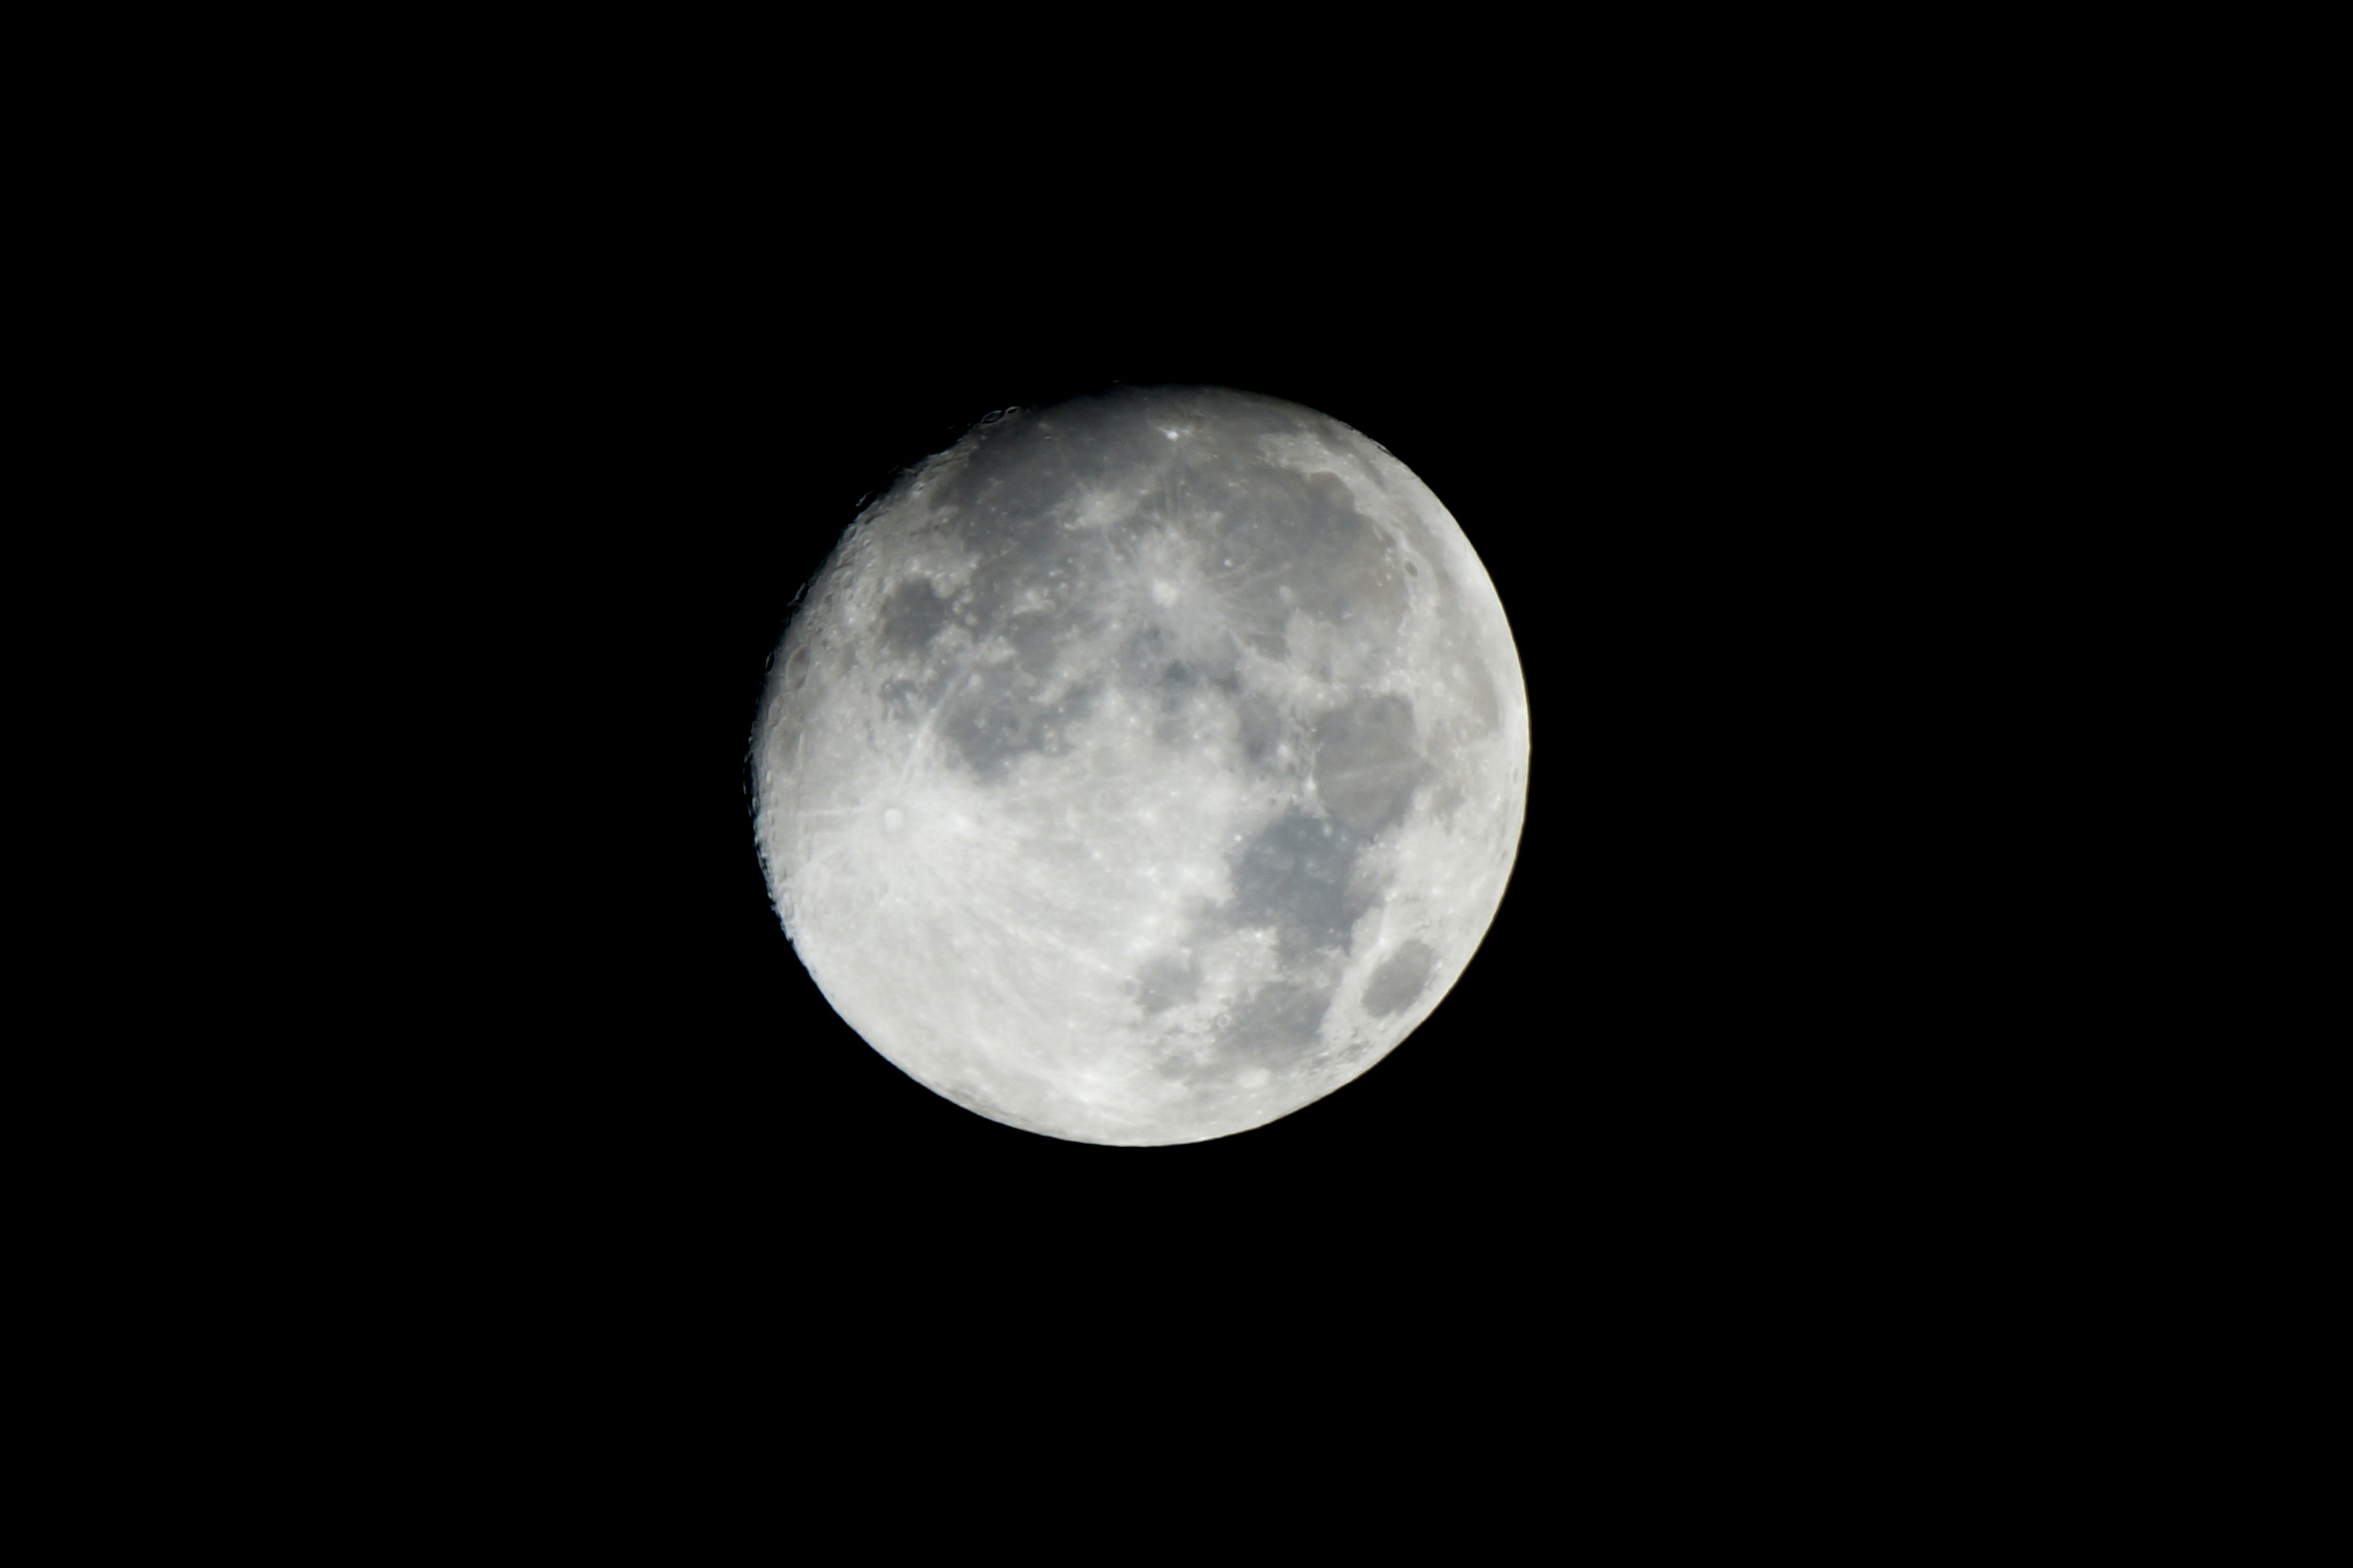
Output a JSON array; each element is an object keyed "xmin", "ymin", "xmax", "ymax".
[{"xmin": 752, "ymin": 387, "xmax": 1527, "ymax": 1145}]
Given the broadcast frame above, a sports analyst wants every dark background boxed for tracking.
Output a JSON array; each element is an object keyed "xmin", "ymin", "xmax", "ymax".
[
  {"xmin": 134, "ymin": 65, "xmax": 2159, "ymax": 1482},
  {"xmin": 115, "ymin": 53, "xmax": 2205, "ymax": 1520},
  {"xmin": 184, "ymin": 54, "xmax": 2195, "ymax": 1492},
  {"xmin": 446, "ymin": 236, "xmax": 1991, "ymax": 1319}
]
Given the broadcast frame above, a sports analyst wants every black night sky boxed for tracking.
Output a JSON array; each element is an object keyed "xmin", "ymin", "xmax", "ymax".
[{"xmin": 463, "ymin": 235, "xmax": 1965, "ymax": 1314}]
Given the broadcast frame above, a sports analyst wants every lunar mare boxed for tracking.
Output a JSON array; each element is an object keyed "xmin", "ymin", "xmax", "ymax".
[{"xmin": 752, "ymin": 387, "xmax": 1527, "ymax": 1145}]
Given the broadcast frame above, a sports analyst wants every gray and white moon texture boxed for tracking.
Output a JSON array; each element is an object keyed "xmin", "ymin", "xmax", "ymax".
[{"xmin": 751, "ymin": 387, "xmax": 1528, "ymax": 1145}]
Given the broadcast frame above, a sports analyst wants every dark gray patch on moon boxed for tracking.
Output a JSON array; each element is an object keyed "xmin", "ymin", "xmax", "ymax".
[
  {"xmin": 880, "ymin": 579, "xmax": 950, "ymax": 656},
  {"xmin": 1226, "ymin": 809, "xmax": 1368, "ymax": 961},
  {"xmin": 1233, "ymin": 686, "xmax": 1286, "ymax": 774},
  {"xmin": 1313, "ymin": 694, "xmax": 1426, "ymax": 835},
  {"xmin": 1362, "ymin": 939, "xmax": 1437, "ymax": 1017},
  {"xmin": 938, "ymin": 673, "xmax": 1100, "ymax": 781},
  {"xmin": 1214, "ymin": 977, "xmax": 1337, "ymax": 1069},
  {"xmin": 1202, "ymin": 466, "xmax": 1405, "ymax": 657},
  {"xmin": 1132, "ymin": 953, "xmax": 1200, "ymax": 1015}
]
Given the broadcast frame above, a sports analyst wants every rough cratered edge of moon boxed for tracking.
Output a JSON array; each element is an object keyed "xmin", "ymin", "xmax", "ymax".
[{"xmin": 753, "ymin": 386, "xmax": 1528, "ymax": 1145}]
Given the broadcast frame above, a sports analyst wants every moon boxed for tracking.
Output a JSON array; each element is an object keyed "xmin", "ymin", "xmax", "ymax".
[{"xmin": 752, "ymin": 387, "xmax": 1527, "ymax": 1145}]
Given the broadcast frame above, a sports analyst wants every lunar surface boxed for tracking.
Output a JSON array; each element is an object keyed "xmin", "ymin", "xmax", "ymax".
[{"xmin": 752, "ymin": 387, "xmax": 1527, "ymax": 1145}]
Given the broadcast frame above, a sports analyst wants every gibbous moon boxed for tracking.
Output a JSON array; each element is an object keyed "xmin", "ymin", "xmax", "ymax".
[{"xmin": 752, "ymin": 387, "xmax": 1528, "ymax": 1145}]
